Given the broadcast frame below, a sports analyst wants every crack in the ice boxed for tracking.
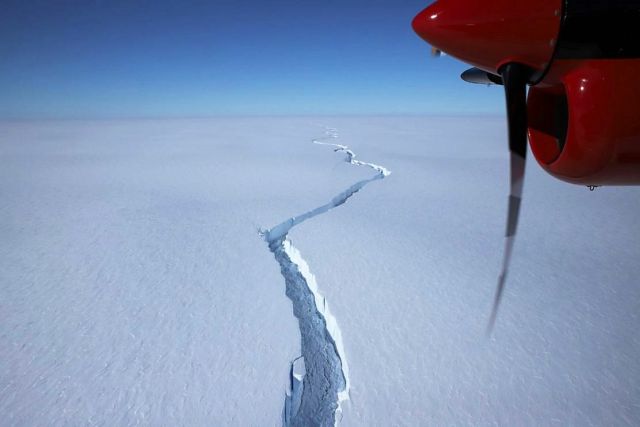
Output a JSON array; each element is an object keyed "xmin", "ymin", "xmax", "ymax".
[{"xmin": 262, "ymin": 128, "xmax": 390, "ymax": 427}]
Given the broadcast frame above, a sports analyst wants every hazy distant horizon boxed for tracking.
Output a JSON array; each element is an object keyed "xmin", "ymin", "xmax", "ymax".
[{"xmin": 0, "ymin": 112, "xmax": 506, "ymax": 122}]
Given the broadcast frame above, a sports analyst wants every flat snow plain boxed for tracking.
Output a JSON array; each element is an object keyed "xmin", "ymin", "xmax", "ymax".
[{"xmin": 1, "ymin": 116, "xmax": 639, "ymax": 426}]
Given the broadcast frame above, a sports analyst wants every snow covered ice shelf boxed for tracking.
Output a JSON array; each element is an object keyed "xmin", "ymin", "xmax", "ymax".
[
  {"xmin": 1, "ymin": 116, "xmax": 640, "ymax": 426},
  {"xmin": 0, "ymin": 117, "xmax": 368, "ymax": 426},
  {"xmin": 288, "ymin": 116, "xmax": 640, "ymax": 426}
]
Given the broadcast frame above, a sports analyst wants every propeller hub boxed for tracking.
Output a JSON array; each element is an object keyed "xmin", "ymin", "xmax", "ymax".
[{"xmin": 412, "ymin": 0, "xmax": 562, "ymax": 76}]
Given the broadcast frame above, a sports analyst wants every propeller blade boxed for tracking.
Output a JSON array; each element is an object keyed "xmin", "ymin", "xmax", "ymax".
[
  {"xmin": 461, "ymin": 68, "xmax": 503, "ymax": 85},
  {"xmin": 487, "ymin": 63, "xmax": 529, "ymax": 335}
]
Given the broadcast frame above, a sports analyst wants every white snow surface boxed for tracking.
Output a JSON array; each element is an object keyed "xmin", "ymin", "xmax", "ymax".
[{"xmin": 1, "ymin": 116, "xmax": 639, "ymax": 426}]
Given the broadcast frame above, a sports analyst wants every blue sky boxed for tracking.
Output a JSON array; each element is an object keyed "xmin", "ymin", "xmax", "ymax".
[{"xmin": 0, "ymin": 0, "xmax": 503, "ymax": 118}]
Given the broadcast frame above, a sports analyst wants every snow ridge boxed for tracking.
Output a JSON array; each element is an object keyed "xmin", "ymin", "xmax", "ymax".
[{"xmin": 262, "ymin": 128, "xmax": 390, "ymax": 426}]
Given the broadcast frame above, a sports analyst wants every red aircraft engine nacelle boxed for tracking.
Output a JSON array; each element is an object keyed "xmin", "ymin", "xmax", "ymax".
[
  {"xmin": 528, "ymin": 59, "xmax": 640, "ymax": 185},
  {"xmin": 413, "ymin": 0, "xmax": 640, "ymax": 186}
]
